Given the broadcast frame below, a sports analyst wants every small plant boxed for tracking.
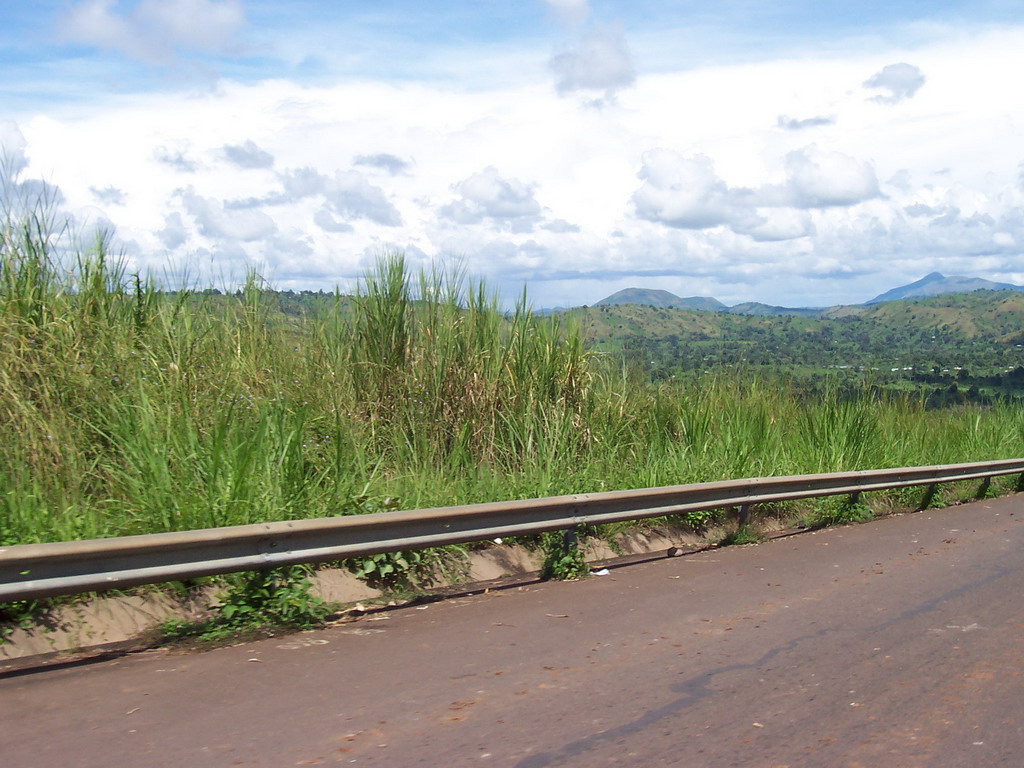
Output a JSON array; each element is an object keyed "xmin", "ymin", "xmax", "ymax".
[
  {"xmin": 0, "ymin": 598, "xmax": 41, "ymax": 643},
  {"xmin": 217, "ymin": 566, "xmax": 333, "ymax": 628},
  {"xmin": 159, "ymin": 565, "xmax": 334, "ymax": 643},
  {"xmin": 720, "ymin": 525, "xmax": 762, "ymax": 546},
  {"xmin": 681, "ymin": 508, "xmax": 719, "ymax": 534},
  {"xmin": 974, "ymin": 477, "xmax": 999, "ymax": 500},
  {"xmin": 349, "ymin": 549, "xmax": 427, "ymax": 590},
  {"xmin": 541, "ymin": 528, "xmax": 590, "ymax": 580},
  {"xmin": 801, "ymin": 494, "xmax": 873, "ymax": 529}
]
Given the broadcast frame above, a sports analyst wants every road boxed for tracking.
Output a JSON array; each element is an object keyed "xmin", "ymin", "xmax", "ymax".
[{"xmin": 3, "ymin": 495, "xmax": 1024, "ymax": 767}]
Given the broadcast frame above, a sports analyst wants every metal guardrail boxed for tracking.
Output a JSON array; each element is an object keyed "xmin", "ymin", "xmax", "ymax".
[{"xmin": 2, "ymin": 459, "xmax": 1023, "ymax": 602}]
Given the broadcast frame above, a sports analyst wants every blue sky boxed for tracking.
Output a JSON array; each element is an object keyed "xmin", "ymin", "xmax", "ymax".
[{"xmin": 3, "ymin": 0, "xmax": 1024, "ymax": 307}]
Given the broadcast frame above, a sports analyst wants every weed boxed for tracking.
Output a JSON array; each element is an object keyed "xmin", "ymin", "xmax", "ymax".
[
  {"xmin": 720, "ymin": 526, "xmax": 763, "ymax": 546},
  {"xmin": 158, "ymin": 566, "xmax": 334, "ymax": 643},
  {"xmin": 0, "ymin": 599, "xmax": 41, "ymax": 642},
  {"xmin": 541, "ymin": 528, "xmax": 590, "ymax": 580},
  {"xmin": 349, "ymin": 550, "xmax": 427, "ymax": 590},
  {"xmin": 681, "ymin": 508, "xmax": 719, "ymax": 533},
  {"xmin": 801, "ymin": 495, "xmax": 874, "ymax": 529}
]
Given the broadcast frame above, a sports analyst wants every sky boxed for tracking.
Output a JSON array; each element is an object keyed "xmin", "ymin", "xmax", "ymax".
[{"xmin": 2, "ymin": 0, "xmax": 1023, "ymax": 308}]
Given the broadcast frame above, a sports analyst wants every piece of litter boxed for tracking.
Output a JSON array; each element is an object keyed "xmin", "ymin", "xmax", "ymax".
[
  {"xmin": 592, "ymin": 568, "xmax": 610, "ymax": 576},
  {"xmin": 493, "ymin": 538, "xmax": 503, "ymax": 545},
  {"xmin": 415, "ymin": 606, "xmax": 429, "ymax": 610},
  {"xmin": 752, "ymin": 722, "xmax": 764, "ymax": 728},
  {"xmin": 545, "ymin": 613, "xmax": 570, "ymax": 618},
  {"xmin": 247, "ymin": 658, "xmax": 262, "ymax": 663},
  {"xmin": 125, "ymin": 708, "xmax": 140, "ymax": 715}
]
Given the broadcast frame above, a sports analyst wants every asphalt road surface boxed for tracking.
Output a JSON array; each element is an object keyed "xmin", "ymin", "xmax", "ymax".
[{"xmin": 3, "ymin": 495, "xmax": 1024, "ymax": 767}]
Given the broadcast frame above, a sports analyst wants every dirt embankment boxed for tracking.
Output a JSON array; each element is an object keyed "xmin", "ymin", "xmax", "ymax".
[{"xmin": 2, "ymin": 526, "xmax": 713, "ymax": 661}]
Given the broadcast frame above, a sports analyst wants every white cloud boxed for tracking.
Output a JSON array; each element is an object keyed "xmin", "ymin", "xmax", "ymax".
[
  {"xmin": 353, "ymin": 153, "xmax": 412, "ymax": 176},
  {"xmin": 632, "ymin": 146, "xmax": 876, "ymax": 235},
  {"xmin": 550, "ymin": 24, "xmax": 636, "ymax": 99},
  {"xmin": 313, "ymin": 208, "xmax": 353, "ymax": 234},
  {"xmin": 154, "ymin": 145, "xmax": 199, "ymax": 172},
  {"xmin": 0, "ymin": 121, "xmax": 29, "ymax": 175},
  {"xmin": 179, "ymin": 187, "xmax": 277, "ymax": 241},
  {"xmin": 733, "ymin": 209, "xmax": 815, "ymax": 242},
  {"xmin": 777, "ymin": 115, "xmax": 835, "ymax": 131},
  {"xmin": 632, "ymin": 151, "xmax": 743, "ymax": 230},
  {"xmin": 11, "ymin": 23, "xmax": 1024, "ymax": 306},
  {"xmin": 223, "ymin": 166, "xmax": 400, "ymax": 228},
  {"xmin": 90, "ymin": 185, "xmax": 126, "ymax": 205},
  {"xmin": 222, "ymin": 140, "xmax": 274, "ymax": 169},
  {"xmin": 279, "ymin": 167, "xmax": 328, "ymax": 200},
  {"xmin": 542, "ymin": 218, "xmax": 580, "ymax": 233},
  {"xmin": 863, "ymin": 62, "xmax": 926, "ymax": 104},
  {"xmin": 781, "ymin": 146, "xmax": 880, "ymax": 208},
  {"xmin": 157, "ymin": 211, "xmax": 188, "ymax": 248},
  {"xmin": 58, "ymin": 0, "xmax": 247, "ymax": 65},
  {"xmin": 440, "ymin": 167, "xmax": 543, "ymax": 232},
  {"xmin": 546, "ymin": 0, "xmax": 590, "ymax": 27},
  {"xmin": 324, "ymin": 171, "xmax": 402, "ymax": 227}
]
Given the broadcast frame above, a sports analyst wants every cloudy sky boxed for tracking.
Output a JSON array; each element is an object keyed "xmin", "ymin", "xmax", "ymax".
[{"xmin": 2, "ymin": 0, "xmax": 1023, "ymax": 307}]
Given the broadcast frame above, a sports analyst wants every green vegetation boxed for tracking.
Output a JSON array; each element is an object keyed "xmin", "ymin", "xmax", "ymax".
[
  {"xmin": 2, "ymin": 176, "xmax": 1023, "ymax": 559},
  {"xmin": 719, "ymin": 525, "xmax": 764, "ymax": 546},
  {"xmin": 800, "ymin": 494, "xmax": 875, "ymax": 530},
  {"xmin": 568, "ymin": 295, "xmax": 1024, "ymax": 405},
  {"xmin": 540, "ymin": 529, "xmax": 591, "ymax": 580},
  {"xmin": 158, "ymin": 565, "xmax": 335, "ymax": 643}
]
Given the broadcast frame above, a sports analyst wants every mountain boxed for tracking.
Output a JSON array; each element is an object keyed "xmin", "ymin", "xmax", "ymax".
[
  {"xmin": 595, "ymin": 288, "xmax": 726, "ymax": 312},
  {"xmin": 592, "ymin": 273, "xmax": 1024, "ymax": 315},
  {"xmin": 866, "ymin": 272, "xmax": 1024, "ymax": 304},
  {"xmin": 724, "ymin": 302, "xmax": 824, "ymax": 318}
]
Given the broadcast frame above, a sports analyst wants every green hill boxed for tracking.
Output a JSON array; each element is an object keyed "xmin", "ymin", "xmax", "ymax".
[
  {"xmin": 565, "ymin": 290, "xmax": 1024, "ymax": 383},
  {"xmin": 724, "ymin": 302, "xmax": 824, "ymax": 318},
  {"xmin": 866, "ymin": 272, "xmax": 1024, "ymax": 304},
  {"xmin": 594, "ymin": 288, "xmax": 726, "ymax": 312}
]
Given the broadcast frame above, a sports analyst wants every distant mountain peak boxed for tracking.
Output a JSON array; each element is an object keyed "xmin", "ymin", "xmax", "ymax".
[
  {"xmin": 594, "ymin": 288, "xmax": 725, "ymax": 312},
  {"xmin": 867, "ymin": 273, "xmax": 1024, "ymax": 304}
]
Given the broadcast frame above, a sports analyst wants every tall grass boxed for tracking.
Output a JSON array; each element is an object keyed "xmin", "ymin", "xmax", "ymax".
[{"xmin": 2, "ymin": 184, "xmax": 1022, "ymax": 546}]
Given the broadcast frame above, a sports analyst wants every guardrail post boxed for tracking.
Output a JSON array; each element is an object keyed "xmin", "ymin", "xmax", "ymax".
[
  {"xmin": 918, "ymin": 483, "xmax": 938, "ymax": 511},
  {"xmin": 848, "ymin": 491, "xmax": 861, "ymax": 505},
  {"xmin": 540, "ymin": 526, "xmax": 587, "ymax": 580},
  {"xmin": 562, "ymin": 527, "xmax": 578, "ymax": 550},
  {"xmin": 975, "ymin": 477, "xmax": 991, "ymax": 500},
  {"xmin": 737, "ymin": 504, "xmax": 751, "ymax": 527},
  {"xmin": 1016, "ymin": 474, "xmax": 1024, "ymax": 493}
]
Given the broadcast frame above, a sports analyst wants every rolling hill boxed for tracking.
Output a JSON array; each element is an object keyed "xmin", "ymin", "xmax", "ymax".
[
  {"xmin": 595, "ymin": 288, "xmax": 726, "ymax": 312},
  {"xmin": 565, "ymin": 289, "xmax": 1024, "ymax": 377},
  {"xmin": 591, "ymin": 273, "xmax": 1024, "ymax": 315}
]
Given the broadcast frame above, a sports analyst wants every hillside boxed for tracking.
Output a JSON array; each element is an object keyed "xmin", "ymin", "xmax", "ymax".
[
  {"xmin": 591, "ymin": 272, "xmax": 1024, "ymax": 315},
  {"xmin": 565, "ymin": 291, "xmax": 1024, "ymax": 382},
  {"xmin": 823, "ymin": 290, "xmax": 1024, "ymax": 340},
  {"xmin": 595, "ymin": 288, "xmax": 726, "ymax": 312},
  {"xmin": 866, "ymin": 272, "xmax": 1024, "ymax": 304},
  {"xmin": 724, "ymin": 302, "xmax": 824, "ymax": 318}
]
